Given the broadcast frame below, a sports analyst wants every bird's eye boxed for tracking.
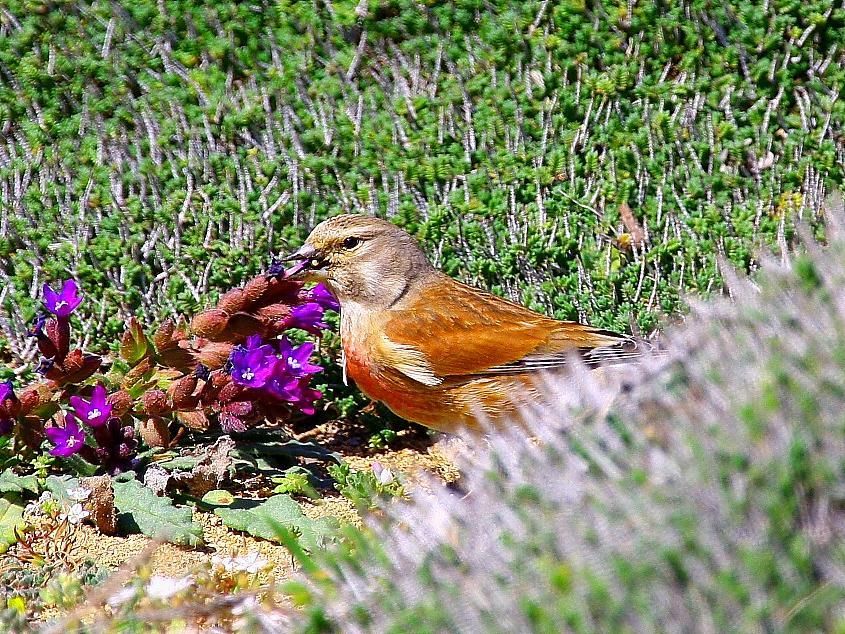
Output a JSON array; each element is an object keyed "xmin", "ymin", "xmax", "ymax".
[{"xmin": 342, "ymin": 236, "xmax": 362, "ymax": 249}]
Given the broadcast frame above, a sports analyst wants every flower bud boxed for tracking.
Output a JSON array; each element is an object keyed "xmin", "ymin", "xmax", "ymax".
[
  {"xmin": 192, "ymin": 342, "xmax": 234, "ymax": 369},
  {"xmin": 153, "ymin": 319, "xmax": 177, "ymax": 351},
  {"xmin": 158, "ymin": 347, "xmax": 195, "ymax": 369},
  {"xmin": 167, "ymin": 374, "xmax": 199, "ymax": 410},
  {"xmin": 226, "ymin": 312, "xmax": 264, "ymax": 338},
  {"xmin": 106, "ymin": 390, "xmax": 134, "ymax": 417},
  {"xmin": 59, "ymin": 350, "xmax": 102, "ymax": 385},
  {"xmin": 35, "ymin": 332, "xmax": 59, "ymax": 359},
  {"xmin": 217, "ymin": 288, "xmax": 248, "ymax": 314},
  {"xmin": 139, "ymin": 417, "xmax": 170, "ymax": 448},
  {"xmin": 80, "ymin": 475, "xmax": 118, "ymax": 535},
  {"xmin": 255, "ymin": 303, "xmax": 293, "ymax": 321},
  {"xmin": 262, "ymin": 277, "xmax": 303, "ymax": 306},
  {"xmin": 45, "ymin": 317, "xmax": 70, "ymax": 361},
  {"xmin": 141, "ymin": 389, "xmax": 170, "ymax": 416},
  {"xmin": 242, "ymin": 275, "xmax": 270, "ymax": 308},
  {"xmin": 176, "ymin": 409, "xmax": 209, "ymax": 431},
  {"xmin": 209, "ymin": 371, "xmax": 230, "ymax": 390},
  {"xmin": 216, "ymin": 380, "xmax": 244, "ymax": 404},
  {"xmin": 121, "ymin": 357, "xmax": 154, "ymax": 389},
  {"xmin": 190, "ymin": 309, "xmax": 230, "ymax": 340},
  {"xmin": 18, "ymin": 388, "xmax": 41, "ymax": 415}
]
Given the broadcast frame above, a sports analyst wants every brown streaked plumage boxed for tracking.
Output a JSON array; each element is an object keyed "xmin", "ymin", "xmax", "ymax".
[{"xmin": 283, "ymin": 214, "xmax": 651, "ymax": 433}]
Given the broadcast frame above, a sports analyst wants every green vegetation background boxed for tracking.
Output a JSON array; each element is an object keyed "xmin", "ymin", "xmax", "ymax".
[{"xmin": 0, "ymin": 0, "xmax": 842, "ymax": 353}]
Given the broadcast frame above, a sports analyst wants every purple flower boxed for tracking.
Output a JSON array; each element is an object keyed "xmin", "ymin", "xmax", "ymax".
[
  {"xmin": 27, "ymin": 314, "xmax": 47, "ymax": 338},
  {"xmin": 244, "ymin": 335, "xmax": 265, "ymax": 350},
  {"xmin": 308, "ymin": 284, "xmax": 339, "ymax": 312},
  {"xmin": 69, "ymin": 384, "xmax": 112, "ymax": 428},
  {"xmin": 265, "ymin": 360, "xmax": 322, "ymax": 413},
  {"xmin": 265, "ymin": 370, "xmax": 302, "ymax": 402},
  {"xmin": 290, "ymin": 381, "xmax": 322, "ymax": 416},
  {"xmin": 0, "ymin": 381, "xmax": 13, "ymax": 403},
  {"xmin": 276, "ymin": 338, "xmax": 322, "ymax": 378},
  {"xmin": 286, "ymin": 302, "xmax": 329, "ymax": 334},
  {"xmin": 43, "ymin": 279, "xmax": 83, "ymax": 317},
  {"xmin": 0, "ymin": 381, "xmax": 15, "ymax": 435},
  {"xmin": 229, "ymin": 340, "xmax": 277, "ymax": 388},
  {"xmin": 93, "ymin": 419, "xmax": 138, "ymax": 474},
  {"xmin": 45, "ymin": 414, "xmax": 86, "ymax": 457}
]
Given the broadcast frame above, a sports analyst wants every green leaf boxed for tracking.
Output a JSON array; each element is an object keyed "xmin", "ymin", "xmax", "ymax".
[
  {"xmin": 119, "ymin": 317, "xmax": 150, "ymax": 366},
  {"xmin": 0, "ymin": 470, "xmax": 39, "ymax": 496},
  {"xmin": 113, "ymin": 479, "xmax": 203, "ymax": 546},
  {"xmin": 62, "ymin": 454, "xmax": 99, "ymax": 477},
  {"xmin": 155, "ymin": 455, "xmax": 201, "ymax": 471},
  {"xmin": 215, "ymin": 495, "xmax": 336, "ymax": 551},
  {"xmin": 201, "ymin": 489, "xmax": 235, "ymax": 506},
  {"xmin": 0, "ymin": 497, "xmax": 25, "ymax": 553},
  {"xmin": 45, "ymin": 475, "xmax": 80, "ymax": 503}
]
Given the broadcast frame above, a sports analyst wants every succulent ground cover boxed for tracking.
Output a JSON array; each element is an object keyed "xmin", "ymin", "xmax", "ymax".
[{"xmin": 0, "ymin": 0, "xmax": 844, "ymax": 630}]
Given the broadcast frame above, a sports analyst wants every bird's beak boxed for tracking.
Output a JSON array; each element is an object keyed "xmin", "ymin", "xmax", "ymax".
[
  {"xmin": 274, "ymin": 244, "xmax": 327, "ymax": 280},
  {"xmin": 281, "ymin": 244, "xmax": 317, "ymax": 263}
]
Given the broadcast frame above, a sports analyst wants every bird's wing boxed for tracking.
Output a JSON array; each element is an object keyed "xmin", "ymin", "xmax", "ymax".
[{"xmin": 381, "ymin": 276, "xmax": 650, "ymax": 383}]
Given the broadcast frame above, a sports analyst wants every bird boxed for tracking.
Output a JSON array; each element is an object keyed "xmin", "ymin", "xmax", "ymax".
[{"xmin": 282, "ymin": 214, "xmax": 653, "ymax": 433}]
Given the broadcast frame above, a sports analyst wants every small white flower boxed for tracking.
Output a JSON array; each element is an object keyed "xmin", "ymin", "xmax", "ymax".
[
  {"xmin": 378, "ymin": 468, "xmax": 394, "ymax": 485},
  {"xmin": 232, "ymin": 551, "xmax": 269, "ymax": 574},
  {"xmin": 67, "ymin": 486, "xmax": 91, "ymax": 502},
  {"xmin": 211, "ymin": 554, "xmax": 237, "ymax": 572},
  {"xmin": 60, "ymin": 503, "xmax": 90, "ymax": 525},
  {"xmin": 145, "ymin": 575, "xmax": 193, "ymax": 601},
  {"xmin": 38, "ymin": 491, "xmax": 54, "ymax": 504},
  {"xmin": 372, "ymin": 462, "xmax": 395, "ymax": 485},
  {"xmin": 107, "ymin": 585, "xmax": 138, "ymax": 608}
]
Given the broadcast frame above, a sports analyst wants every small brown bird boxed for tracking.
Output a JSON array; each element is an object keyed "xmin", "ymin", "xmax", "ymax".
[{"xmin": 284, "ymin": 214, "xmax": 650, "ymax": 433}]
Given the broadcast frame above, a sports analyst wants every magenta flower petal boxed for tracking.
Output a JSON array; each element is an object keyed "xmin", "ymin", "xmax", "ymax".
[
  {"xmin": 265, "ymin": 366, "xmax": 301, "ymax": 402},
  {"xmin": 244, "ymin": 335, "xmax": 264, "ymax": 350},
  {"xmin": 43, "ymin": 279, "xmax": 83, "ymax": 317},
  {"xmin": 230, "ymin": 341, "xmax": 277, "ymax": 388},
  {"xmin": 286, "ymin": 302, "xmax": 329, "ymax": 334},
  {"xmin": 69, "ymin": 384, "xmax": 112, "ymax": 427},
  {"xmin": 46, "ymin": 414, "xmax": 86, "ymax": 457},
  {"xmin": 276, "ymin": 338, "xmax": 322, "ymax": 378},
  {"xmin": 309, "ymin": 284, "xmax": 339, "ymax": 312},
  {"xmin": 0, "ymin": 381, "xmax": 13, "ymax": 403}
]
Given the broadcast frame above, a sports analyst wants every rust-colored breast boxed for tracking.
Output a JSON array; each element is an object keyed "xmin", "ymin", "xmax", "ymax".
[
  {"xmin": 344, "ymin": 340, "xmax": 456, "ymax": 428},
  {"xmin": 341, "ymin": 313, "xmax": 530, "ymax": 433}
]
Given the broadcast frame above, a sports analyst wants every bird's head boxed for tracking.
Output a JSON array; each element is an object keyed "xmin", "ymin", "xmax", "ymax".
[{"xmin": 281, "ymin": 214, "xmax": 435, "ymax": 309}]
